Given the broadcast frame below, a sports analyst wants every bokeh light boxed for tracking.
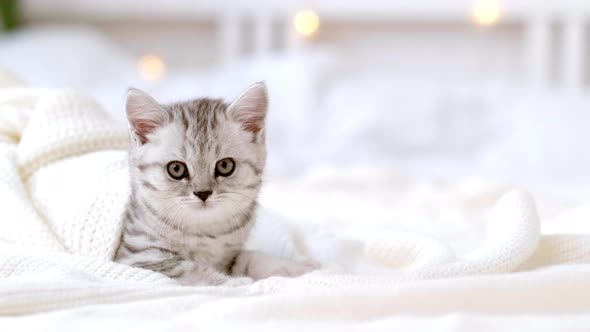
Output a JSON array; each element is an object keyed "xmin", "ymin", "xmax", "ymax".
[
  {"xmin": 473, "ymin": 0, "xmax": 501, "ymax": 26},
  {"xmin": 138, "ymin": 54, "xmax": 166, "ymax": 81},
  {"xmin": 294, "ymin": 9, "xmax": 320, "ymax": 37}
]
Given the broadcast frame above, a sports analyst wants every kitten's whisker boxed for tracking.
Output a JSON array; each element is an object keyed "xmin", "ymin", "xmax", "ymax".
[{"xmin": 217, "ymin": 191, "xmax": 255, "ymax": 202}]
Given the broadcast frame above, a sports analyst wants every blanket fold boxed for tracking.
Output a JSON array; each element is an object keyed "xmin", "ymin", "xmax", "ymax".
[{"xmin": 1, "ymin": 74, "xmax": 590, "ymax": 318}]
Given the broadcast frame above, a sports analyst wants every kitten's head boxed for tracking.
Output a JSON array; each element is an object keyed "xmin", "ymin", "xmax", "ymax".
[{"xmin": 125, "ymin": 82, "xmax": 267, "ymax": 232}]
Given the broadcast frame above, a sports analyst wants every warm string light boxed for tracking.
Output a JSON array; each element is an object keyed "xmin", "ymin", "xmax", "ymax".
[
  {"xmin": 138, "ymin": 54, "xmax": 166, "ymax": 82},
  {"xmin": 294, "ymin": 9, "xmax": 320, "ymax": 37},
  {"xmin": 473, "ymin": 0, "xmax": 501, "ymax": 26}
]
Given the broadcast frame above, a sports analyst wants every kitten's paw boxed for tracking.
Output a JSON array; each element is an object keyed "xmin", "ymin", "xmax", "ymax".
[{"xmin": 222, "ymin": 276, "xmax": 254, "ymax": 287}]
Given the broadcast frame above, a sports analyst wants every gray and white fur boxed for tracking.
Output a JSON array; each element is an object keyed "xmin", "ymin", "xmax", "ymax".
[{"xmin": 114, "ymin": 82, "xmax": 316, "ymax": 286}]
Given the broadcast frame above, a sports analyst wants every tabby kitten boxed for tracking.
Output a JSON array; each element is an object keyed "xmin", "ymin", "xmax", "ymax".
[{"xmin": 114, "ymin": 82, "xmax": 316, "ymax": 286}]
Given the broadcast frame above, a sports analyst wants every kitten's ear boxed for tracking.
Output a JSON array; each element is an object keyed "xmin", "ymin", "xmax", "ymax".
[
  {"xmin": 228, "ymin": 82, "xmax": 268, "ymax": 134},
  {"xmin": 125, "ymin": 88, "xmax": 166, "ymax": 144}
]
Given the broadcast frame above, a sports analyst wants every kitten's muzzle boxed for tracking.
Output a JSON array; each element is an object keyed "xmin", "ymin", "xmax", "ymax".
[{"xmin": 194, "ymin": 191, "xmax": 213, "ymax": 202}]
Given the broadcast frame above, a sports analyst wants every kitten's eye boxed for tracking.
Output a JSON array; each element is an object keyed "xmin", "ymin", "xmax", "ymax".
[
  {"xmin": 166, "ymin": 161, "xmax": 188, "ymax": 180},
  {"xmin": 215, "ymin": 158, "xmax": 235, "ymax": 177}
]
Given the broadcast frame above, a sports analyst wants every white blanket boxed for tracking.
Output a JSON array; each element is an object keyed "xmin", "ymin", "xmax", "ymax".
[{"xmin": 1, "ymin": 74, "xmax": 590, "ymax": 330}]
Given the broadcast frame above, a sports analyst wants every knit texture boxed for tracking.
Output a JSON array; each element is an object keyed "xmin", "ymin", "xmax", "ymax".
[{"xmin": 1, "ymin": 74, "xmax": 590, "ymax": 319}]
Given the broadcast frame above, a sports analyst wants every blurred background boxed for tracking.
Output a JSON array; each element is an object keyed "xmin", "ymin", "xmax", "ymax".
[{"xmin": 1, "ymin": 0, "xmax": 589, "ymax": 208}]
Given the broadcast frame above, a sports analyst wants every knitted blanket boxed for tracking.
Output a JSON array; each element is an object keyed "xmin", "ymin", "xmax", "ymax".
[{"xmin": 1, "ymin": 73, "xmax": 590, "ymax": 328}]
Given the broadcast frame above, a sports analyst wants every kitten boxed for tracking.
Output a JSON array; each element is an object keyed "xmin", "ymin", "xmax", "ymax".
[{"xmin": 114, "ymin": 82, "xmax": 316, "ymax": 286}]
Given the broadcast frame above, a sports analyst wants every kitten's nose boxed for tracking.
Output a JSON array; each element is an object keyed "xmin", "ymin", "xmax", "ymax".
[{"xmin": 194, "ymin": 190, "xmax": 212, "ymax": 202}]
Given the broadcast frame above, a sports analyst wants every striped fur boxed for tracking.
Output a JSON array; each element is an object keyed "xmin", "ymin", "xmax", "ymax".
[{"xmin": 115, "ymin": 82, "xmax": 317, "ymax": 286}]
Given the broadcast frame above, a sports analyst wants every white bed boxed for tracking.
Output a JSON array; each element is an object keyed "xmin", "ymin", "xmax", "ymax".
[
  {"xmin": 2, "ymin": 68, "xmax": 590, "ymax": 331},
  {"xmin": 1, "ymin": 27, "xmax": 590, "ymax": 330}
]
